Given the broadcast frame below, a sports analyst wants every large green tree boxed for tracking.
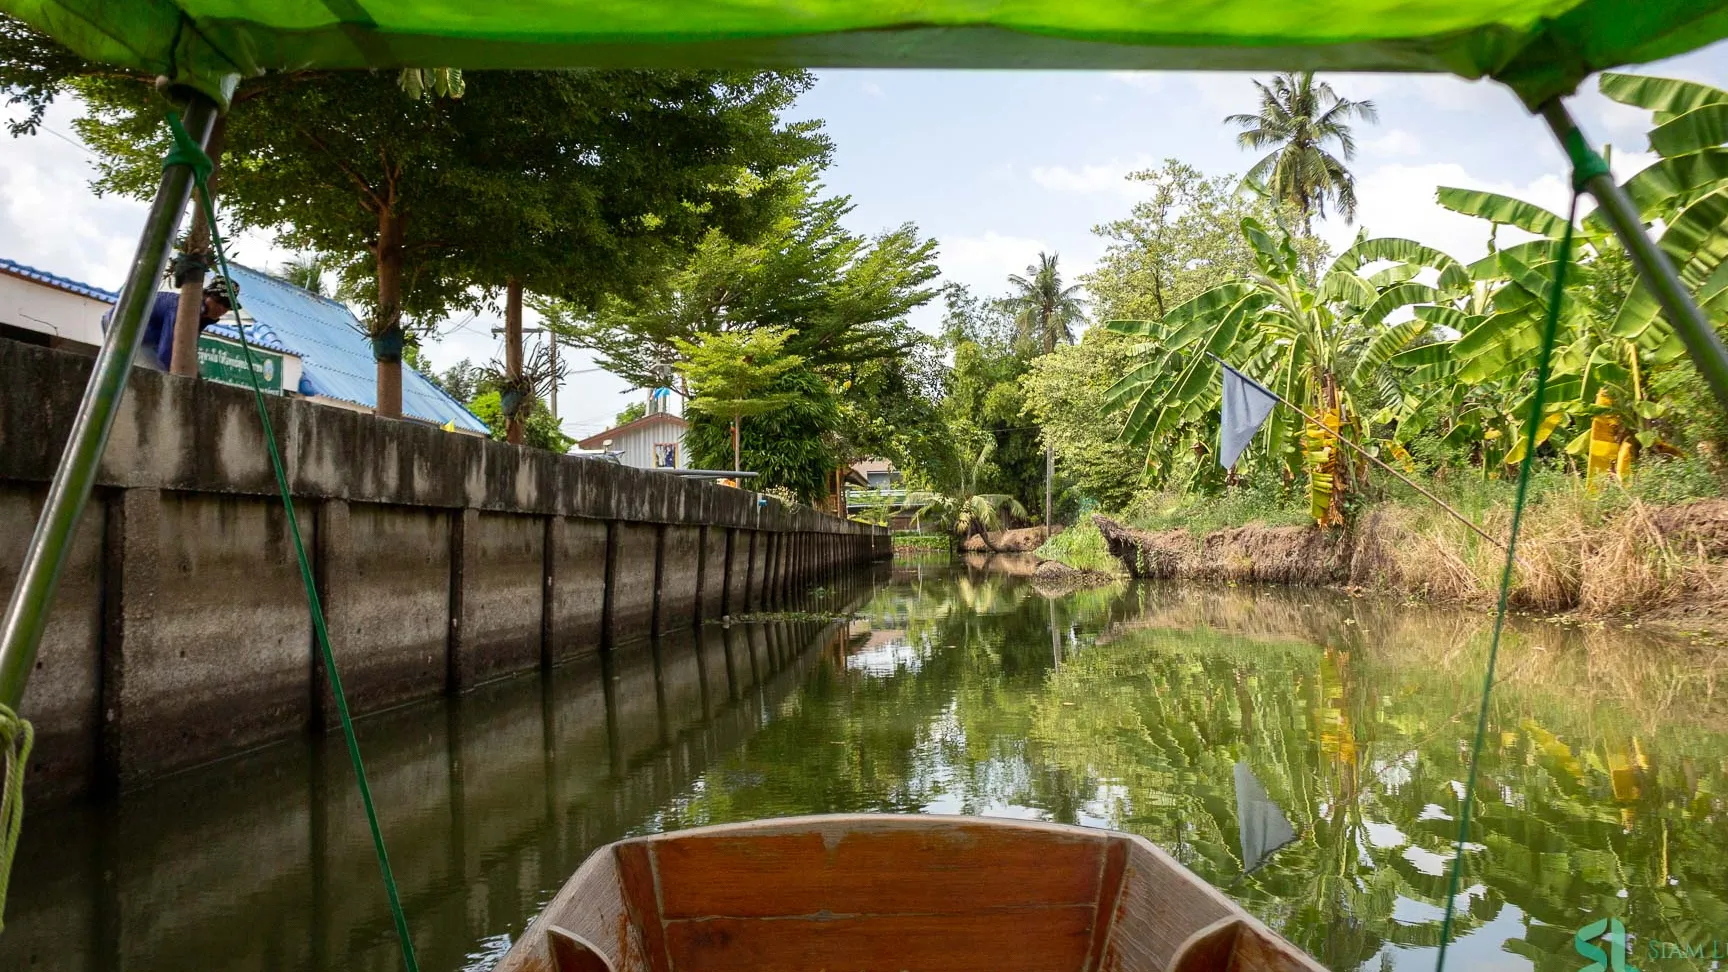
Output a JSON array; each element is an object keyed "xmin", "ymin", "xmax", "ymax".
[
  {"xmin": 67, "ymin": 68, "xmax": 826, "ymax": 421},
  {"xmin": 1225, "ymin": 72, "xmax": 1376, "ymax": 230},
  {"xmin": 567, "ymin": 173, "xmax": 939, "ymax": 388},
  {"xmin": 1085, "ymin": 160, "xmax": 1284, "ymax": 323},
  {"xmin": 440, "ymin": 70, "xmax": 825, "ymax": 441},
  {"xmin": 675, "ymin": 327, "xmax": 806, "ymax": 472},
  {"xmin": 917, "ymin": 285, "xmax": 1046, "ymax": 517}
]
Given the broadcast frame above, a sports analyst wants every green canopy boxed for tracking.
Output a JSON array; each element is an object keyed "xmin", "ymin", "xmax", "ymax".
[{"xmin": 6, "ymin": 0, "xmax": 1728, "ymax": 108}]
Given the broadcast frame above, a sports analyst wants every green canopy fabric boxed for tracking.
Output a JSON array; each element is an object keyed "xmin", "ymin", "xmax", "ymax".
[{"xmin": 6, "ymin": 0, "xmax": 1728, "ymax": 109}]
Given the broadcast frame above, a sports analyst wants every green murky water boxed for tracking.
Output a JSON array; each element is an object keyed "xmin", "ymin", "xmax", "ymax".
[{"xmin": 7, "ymin": 559, "xmax": 1728, "ymax": 972}]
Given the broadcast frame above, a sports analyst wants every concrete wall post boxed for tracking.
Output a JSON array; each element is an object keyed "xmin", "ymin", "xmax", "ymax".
[
  {"xmin": 600, "ymin": 520, "xmax": 620, "ymax": 651},
  {"xmin": 447, "ymin": 507, "xmax": 478, "ymax": 693},
  {"xmin": 98, "ymin": 487, "xmax": 161, "ymax": 792}
]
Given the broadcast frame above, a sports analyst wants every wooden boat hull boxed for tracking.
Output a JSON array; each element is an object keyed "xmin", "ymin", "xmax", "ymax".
[{"xmin": 494, "ymin": 814, "xmax": 1325, "ymax": 972}]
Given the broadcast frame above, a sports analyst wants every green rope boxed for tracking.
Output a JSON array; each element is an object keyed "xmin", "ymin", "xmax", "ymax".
[
  {"xmin": 164, "ymin": 111, "xmax": 421, "ymax": 972},
  {"xmin": 0, "ymin": 703, "xmax": 32, "ymax": 933},
  {"xmin": 1432, "ymin": 186, "xmax": 1580, "ymax": 971}
]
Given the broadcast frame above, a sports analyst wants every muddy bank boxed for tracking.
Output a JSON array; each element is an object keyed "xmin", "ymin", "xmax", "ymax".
[
  {"xmin": 960, "ymin": 526, "xmax": 1053, "ymax": 553},
  {"xmin": 960, "ymin": 551, "xmax": 1042, "ymax": 576},
  {"xmin": 1029, "ymin": 559, "xmax": 1120, "ymax": 596},
  {"xmin": 1093, "ymin": 498, "xmax": 1728, "ymax": 628}
]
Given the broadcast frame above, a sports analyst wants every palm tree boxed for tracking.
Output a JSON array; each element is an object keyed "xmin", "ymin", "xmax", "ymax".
[
  {"xmin": 277, "ymin": 253, "xmax": 329, "ymax": 296},
  {"xmin": 1000, "ymin": 252, "xmax": 1086, "ymax": 532},
  {"xmin": 1226, "ymin": 72, "xmax": 1377, "ymax": 231},
  {"xmin": 903, "ymin": 438, "xmax": 1028, "ymax": 549},
  {"xmin": 1002, "ymin": 252, "xmax": 1086, "ymax": 355}
]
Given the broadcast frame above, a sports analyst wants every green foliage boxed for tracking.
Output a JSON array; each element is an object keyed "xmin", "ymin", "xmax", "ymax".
[
  {"xmin": 891, "ymin": 532, "xmax": 948, "ymax": 551},
  {"xmin": 685, "ymin": 367, "xmax": 840, "ymax": 498},
  {"xmin": 675, "ymin": 327, "xmax": 805, "ymax": 425},
  {"xmin": 917, "ymin": 285, "xmax": 1046, "ymax": 513},
  {"xmin": 465, "ymin": 390, "xmax": 572, "ymax": 452},
  {"xmin": 1000, "ymin": 252, "xmax": 1085, "ymax": 355},
  {"xmin": 1019, "ymin": 328, "xmax": 1146, "ymax": 510},
  {"xmin": 568, "ymin": 172, "xmax": 939, "ymax": 388},
  {"xmin": 1085, "ymin": 160, "xmax": 1301, "ymax": 323},
  {"xmin": 1107, "ymin": 220, "xmax": 1455, "ymax": 520},
  {"xmin": 1119, "ymin": 478, "xmax": 1310, "ymax": 534},
  {"xmin": 614, "ymin": 401, "xmax": 647, "ymax": 426},
  {"xmin": 1031, "ymin": 519, "xmax": 1120, "ymax": 574},
  {"xmin": 424, "ymin": 358, "xmax": 483, "ymax": 404}
]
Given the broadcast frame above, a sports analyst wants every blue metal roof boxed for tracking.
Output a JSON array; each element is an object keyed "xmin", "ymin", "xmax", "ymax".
[
  {"xmin": 0, "ymin": 256, "xmax": 119, "ymax": 301},
  {"xmin": 206, "ymin": 265, "xmax": 489, "ymax": 434}
]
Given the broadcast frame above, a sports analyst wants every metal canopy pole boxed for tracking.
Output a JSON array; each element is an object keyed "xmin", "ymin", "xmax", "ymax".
[
  {"xmin": 1540, "ymin": 100, "xmax": 1728, "ymax": 413},
  {"xmin": 0, "ymin": 94, "xmax": 219, "ymax": 711}
]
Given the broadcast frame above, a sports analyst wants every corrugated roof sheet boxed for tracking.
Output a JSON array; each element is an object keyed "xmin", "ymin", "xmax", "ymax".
[
  {"xmin": 207, "ymin": 265, "xmax": 489, "ymax": 434},
  {"xmin": 0, "ymin": 256, "xmax": 119, "ymax": 301}
]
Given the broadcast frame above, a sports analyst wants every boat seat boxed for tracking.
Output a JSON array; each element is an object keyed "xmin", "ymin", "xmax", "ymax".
[{"xmin": 1166, "ymin": 917, "xmax": 1314, "ymax": 972}]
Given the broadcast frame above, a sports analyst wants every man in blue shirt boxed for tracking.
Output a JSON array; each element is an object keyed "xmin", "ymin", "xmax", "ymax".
[{"xmin": 102, "ymin": 276, "xmax": 239, "ymax": 371}]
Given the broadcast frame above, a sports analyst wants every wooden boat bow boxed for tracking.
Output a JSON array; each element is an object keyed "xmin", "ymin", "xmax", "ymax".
[{"xmin": 494, "ymin": 814, "xmax": 1323, "ymax": 972}]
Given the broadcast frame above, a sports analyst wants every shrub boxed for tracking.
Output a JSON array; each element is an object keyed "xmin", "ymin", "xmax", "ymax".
[{"xmin": 1032, "ymin": 519, "xmax": 1122, "ymax": 573}]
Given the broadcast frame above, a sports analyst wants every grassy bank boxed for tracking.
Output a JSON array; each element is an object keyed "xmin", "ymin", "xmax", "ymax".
[
  {"xmin": 1031, "ymin": 520, "xmax": 1121, "ymax": 574},
  {"xmin": 1047, "ymin": 465, "xmax": 1728, "ymax": 628}
]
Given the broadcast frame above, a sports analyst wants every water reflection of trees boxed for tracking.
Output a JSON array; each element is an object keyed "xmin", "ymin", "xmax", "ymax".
[{"xmin": 671, "ymin": 571, "xmax": 1728, "ymax": 972}]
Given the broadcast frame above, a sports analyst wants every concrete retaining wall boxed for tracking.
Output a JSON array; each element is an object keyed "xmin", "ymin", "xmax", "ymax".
[{"xmin": 0, "ymin": 340, "xmax": 889, "ymax": 801}]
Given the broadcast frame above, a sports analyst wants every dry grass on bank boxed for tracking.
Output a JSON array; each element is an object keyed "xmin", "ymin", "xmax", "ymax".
[
  {"xmin": 1365, "ymin": 491, "xmax": 1728, "ymax": 619},
  {"xmin": 1092, "ymin": 484, "xmax": 1728, "ymax": 626}
]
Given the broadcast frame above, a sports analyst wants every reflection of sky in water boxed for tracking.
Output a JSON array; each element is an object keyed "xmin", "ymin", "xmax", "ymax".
[
  {"xmin": 672, "ymin": 571, "xmax": 1728, "ymax": 972},
  {"xmin": 1371, "ymin": 902, "xmax": 1531, "ymax": 972},
  {"xmin": 845, "ymin": 637, "xmax": 922, "ymax": 675}
]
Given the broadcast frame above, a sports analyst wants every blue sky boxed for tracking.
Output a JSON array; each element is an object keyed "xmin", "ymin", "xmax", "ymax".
[{"xmin": 4, "ymin": 47, "xmax": 1726, "ymax": 441}]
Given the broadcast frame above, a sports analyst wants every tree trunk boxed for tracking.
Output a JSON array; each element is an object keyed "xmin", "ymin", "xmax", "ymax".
[
  {"xmin": 505, "ymin": 277, "xmax": 524, "ymax": 445},
  {"xmin": 732, "ymin": 414, "xmax": 742, "ymax": 472},
  {"xmin": 169, "ymin": 114, "xmax": 228, "ymax": 376},
  {"xmin": 1045, "ymin": 445, "xmax": 1055, "ymax": 536},
  {"xmin": 373, "ymin": 206, "xmax": 405, "ymax": 418}
]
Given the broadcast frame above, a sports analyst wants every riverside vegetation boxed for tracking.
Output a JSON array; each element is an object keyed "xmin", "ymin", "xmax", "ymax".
[{"xmin": 902, "ymin": 71, "xmax": 1728, "ymax": 633}]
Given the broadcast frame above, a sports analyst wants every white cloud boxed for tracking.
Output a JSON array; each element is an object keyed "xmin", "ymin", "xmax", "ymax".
[
  {"xmin": 1107, "ymin": 71, "xmax": 1164, "ymax": 93},
  {"xmin": 1364, "ymin": 129, "xmax": 1422, "ymax": 157},
  {"xmin": 1319, "ymin": 162, "xmax": 1572, "ymax": 263},
  {"xmin": 861, "ymin": 80, "xmax": 885, "ymax": 98},
  {"xmin": 939, "ymin": 231, "xmax": 1053, "ymax": 292},
  {"xmin": 1030, "ymin": 156, "xmax": 1155, "ymax": 197},
  {"xmin": 1, "ymin": 99, "xmax": 297, "ymax": 290}
]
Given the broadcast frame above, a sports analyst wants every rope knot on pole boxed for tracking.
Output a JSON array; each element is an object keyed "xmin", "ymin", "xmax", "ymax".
[{"xmin": 0, "ymin": 702, "xmax": 33, "ymax": 934}]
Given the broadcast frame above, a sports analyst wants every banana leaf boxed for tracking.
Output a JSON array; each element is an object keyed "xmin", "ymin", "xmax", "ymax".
[
  {"xmin": 1435, "ymin": 187, "xmax": 1569, "ymax": 238},
  {"xmin": 1599, "ymin": 72, "xmax": 1728, "ymax": 118}
]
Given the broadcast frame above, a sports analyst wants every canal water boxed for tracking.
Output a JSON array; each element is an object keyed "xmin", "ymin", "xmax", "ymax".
[{"xmin": 6, "ymin": 558, "xmax": 1728, "ymax": 972}]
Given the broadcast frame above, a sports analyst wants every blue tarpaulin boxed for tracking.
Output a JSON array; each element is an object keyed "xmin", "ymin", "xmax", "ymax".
[{"xmin": 204, "ymin": 264, "xmax": 488, "ymax": 434}]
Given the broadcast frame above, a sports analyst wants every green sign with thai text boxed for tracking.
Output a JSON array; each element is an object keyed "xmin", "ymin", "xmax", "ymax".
[{"xmin": 197, "ymin": 334, "xmax": 284, "ymax": 394}]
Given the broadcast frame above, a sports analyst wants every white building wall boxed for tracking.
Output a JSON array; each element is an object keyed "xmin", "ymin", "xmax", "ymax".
[
  {"xmin": 604, "ymin": 418, "xmax": 687, "ymax": 470},
  {"xmin": 0, "ymin": 274, "xmax": 111, "ymax": 348}
]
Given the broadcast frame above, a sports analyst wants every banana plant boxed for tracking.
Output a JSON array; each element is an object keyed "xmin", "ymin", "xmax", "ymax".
[
  {"xmin": 1105, "ymin": 218, "xmax": 1470, "ymax": 523},
  {"xmin": 1404, "ymin": 71, "xmax": 1728, "ymax": 478}
]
